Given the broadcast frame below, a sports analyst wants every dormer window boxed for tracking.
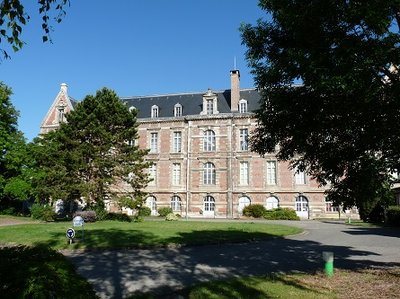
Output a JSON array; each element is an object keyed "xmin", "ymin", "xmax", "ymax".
[
  {"xmin": 57, "ymin": 105, "xmax": 65, "ymax": 123},
  {"xmin": 201, "ymin": 89, "xmax": 219, "ymax": 115},
  {"xmin": 151, "ymin": 105, "xmax": 159, "ymax": 118},
  {"xmin": 239, "ymin": 99, "xmax": 248, "ymax": 113},
  {"xmin": 174, "ymin": 103, "xmax": 182, "ymax": 117}
]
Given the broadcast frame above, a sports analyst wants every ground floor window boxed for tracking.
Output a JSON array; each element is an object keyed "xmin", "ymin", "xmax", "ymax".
[
  {"xmin": 238, "ymin": 196, "xmax": 251, "ymax": 214},
  {"xmin": 325, "ymin": 201, "xmax": 339, "ymax": 212},
  {"xmin": 204, "ymin": 195, "xmax": 215, "ymax": 212},
  {"xmin": 171, "ymin": 195, "xmax": 182, "ymax": 211},
  {"xmin": 265, "ymin": 196, "xmax": 279, "ymax": 210},
  {"xmin": 146, "ymin": 196, "xmax": 157, "ymax": 216}
]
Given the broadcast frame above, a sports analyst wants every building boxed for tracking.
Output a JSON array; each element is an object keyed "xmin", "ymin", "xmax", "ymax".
[{"xmin": 40, "ymin": 70, "xmax": 356, "ymax": 219}]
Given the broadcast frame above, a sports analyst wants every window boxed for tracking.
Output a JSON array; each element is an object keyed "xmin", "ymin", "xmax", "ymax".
[
  {"xmin": 150, "ymin": 132, "xmax": 158, "ymax": 153},
  {"xmin": 203, "ymin": 162, "xmax": 216, "ymax": 185},
  {"xmin": 295, "ymin": 170, "xmax": 306, "ymax": 185},
  {"xmin": 265, "ymin": 196, "xmax": 279, "ymax": 210},
  {"xmin": 206, "ymin": 99, "xmax": 214, "ymax": 115},
  {"xmin": 146, "ymin": 196, "xmax": 157, "ymax": 216},
  {"xmin": 295, "ymin": 195, "xmax": 309, "ymax": 212},
  {"xmin": 239, "ymin": 161, "xmax": 249, "ymax": 185},
  {"xmin": 173, "ymin": 131, "xmax": 182, "ymax": 153},
  {"xmin": 57, "ymin": 106, "xmax": 65, "ymax": 123},
  {"xmin": 203, "ymin": 130, "xmax": 216, "ymax": 151},
  {"xmin": 266, "ymin": 161, "xmax": 277, "ymax": 185},
  {"xmin": 239, "ymin": 99, "xmax": 248, "ymax": 113},
  {"xmin": 204, "ymin": 195, "xmax": 215, "ymax": 212},
  {"xmin": 239, "ymin": 129, "xmax": 248, "ymax": 151},
  {"xmin": 171, "ymin": 195, "xmax": 181, "ymax": 211},
  {"xmin": 151, "ymin": 105, "xmax": 159, "ymax": 118},
  {"xmin": 174, "ymin": 103, "xmax": 182, "ymax": 117},
  {"xmin": 148, "ymin": 164, "xmax": 157, "ymax": 186},
  {"xmin": 238, "ymin": 196, "xmax": 251, "ymax": 214},
  {"xmin": 325, "ymin": 201, "xmax": 339, "ymax": 212},
  {"xmin": 172, "ymin": 163, "xmax": 181, "ymax": 185}
]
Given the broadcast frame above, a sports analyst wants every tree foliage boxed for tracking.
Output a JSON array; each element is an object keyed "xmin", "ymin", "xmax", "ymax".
[
  {"xmin": 241, "ymin": 0, "xmax": 400, "ymax": 219},
  {"xmin": 33, "ymin": 88, "xmax": 151, "ymax": 210},
  {"xmin": 0, "ymin": 0, "xmax": 70, "ymax": 59},
  {"xmin": 0, "ymin": 82, "xmax": 33, "ymax": 210}
]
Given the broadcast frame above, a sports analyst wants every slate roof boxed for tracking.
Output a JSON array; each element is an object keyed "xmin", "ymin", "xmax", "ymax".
[{"xmin": 120, "ymin": 88, "xmax": 260, "ymax": 119}]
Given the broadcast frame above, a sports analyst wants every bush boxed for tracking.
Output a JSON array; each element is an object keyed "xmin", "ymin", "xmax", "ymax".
[
  {"xmin": 105, "ymin": 212, "xmax": 132, "ymax": 222},
  {"xmin": 264, "ymin": 208, "xmax": 300, "ymax": 220},
  {"xmin": 386, "ymin": 206, "xmax": 400, "ymax": 227},
  {"xmin": 242, "ymin": 204, "xmax": 267, "ymax": 218},
  {"xmin": 30, "ymin": 204, "xmax": 56, "ymax": 222},
  {"xmin": 138, "ymin": 206, "xmax": 151, "ymax": 217},
  {"xmin": 165, "ymin": 213, "xmax": 179, "ymax": 221},
  {"xmin": 0, "ymin": 207, "xmax": 16, "ymax": 215},
  {"xmin": 73, "ymin": 210, "xmax": 97, "ymax": 222},
  {"xmin": 158, "ymin": 207, "xmax": 173, "ymax": 217}
]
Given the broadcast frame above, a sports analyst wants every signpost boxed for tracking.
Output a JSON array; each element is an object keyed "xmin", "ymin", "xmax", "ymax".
[
  {"xmin": 72, "ymin": 216, "xmax": 85, "ymax": 242},
  {"xmin": 66, "ymin": 228, "xmax": 75, "ymax": 244}
]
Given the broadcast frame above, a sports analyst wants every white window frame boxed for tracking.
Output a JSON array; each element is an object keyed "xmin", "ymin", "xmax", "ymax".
[
  {"xmin": 173, "ymin": 131, "xmax": 182, "ymax": 153},
  {"xmin": 203, "ymin": 162, "xmax": 216, "ymax": 185},
  {"xmin": 203, "ymin": 130, "xmax": 216, "ymax": 151},
  {"xmin": 150, "ymin": 132, "xmax": 158, "ymax": 153},
  {"xmin": 266, "ymin": 161, "xmax": 277, "ymax": 185},
  {"xmin": 171, "ymin": 195, "xmax": 181, "ymax": 211},
  {"xmin": 174, "ymin": 103, "xmax": 182, "ymax": 117},
  {"xmin": 148, "ymin": 164, "xmax": 157, "ymax": 186},
  {"xmin": 295, "ymin": 169, "xmax": 306, "ymax": 185},
  {"xmin": 239, "ymin": 128, "xmax": 249, "ymax": 151},
  {"xmin": 239, "ymin": 99, "xmax": 248, "ymax": 113},
  {"xmin": 146, "ymin": 196, "xmax": 157, "ymax": 215},
  {"xmin": 239, "ymin": 161, "xmax": 249, "ymax": 185},
  {"xmin": 265, "ymin": 196, "xmax": 279, "ymax": 210},
  {"xmin": 204, "ymin": 195, "xmax": 215, "ymax": 212},
  {"xmin": 172, "ymin": 163, "xmax": 181, "ymax": 186},
  {"xmin": 151, "ymin": 105, "xmax": 159, "ymax": 118}
]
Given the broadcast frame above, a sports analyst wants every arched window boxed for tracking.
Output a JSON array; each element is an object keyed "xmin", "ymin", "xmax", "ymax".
[
  {"xmin": 171, "ymin": 195, "xmax": 181, "ymax": 211},
  {"xmin": 265, "ymin": 196, "xmax": 279, "ymax": 210},
  {"xmin": 295, "ymin": 195, "xmax": 309, "ymax": 219},
  {"xmin": 174, "ymin": 103, "xmax": 182, "ymax": 117},
  {"xmin": 239, "ymin": 99, "xmax": 248, "ymax": 113},
  {"xmin": 238, "ymin": 196, "xmax": 251, "ymax": 215},
  {"xmin": 203, "ymin": 130, "xmax": 216, "ymax": 151},
  {"xmin": 203, "ymin": 195, "xmax": 215, "ymax": 213},
  {"xmin": 203, "ymin": 162, "xmax": 216, "ymax": 184},
  {"xmin": 151, "ymin": 105, "xmax": 159, "ymax": 118},
  {"xmin": 146, "ymin": 196, "xmax": 157, "ymax": 216}
]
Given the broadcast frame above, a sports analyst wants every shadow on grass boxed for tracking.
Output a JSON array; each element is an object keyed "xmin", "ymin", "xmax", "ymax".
[{"xmin": 62, "ymin": 225, "xmax": 400, "ymax": 299}]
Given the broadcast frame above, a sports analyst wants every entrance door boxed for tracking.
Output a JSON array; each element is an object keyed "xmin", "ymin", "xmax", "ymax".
[
  {"xmin": 238, "ymin": 196, "xmax": 251, "ymax": 215},
  {"xmin": 295, "ymin": 195, "xmax": 309, "ymax": 219},
  {"xmin": 203, "ymin": 195, "xmax": 215, "ymax": 217}
]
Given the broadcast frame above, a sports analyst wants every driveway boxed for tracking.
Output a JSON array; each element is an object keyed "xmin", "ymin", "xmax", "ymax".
[{"xmin": 64, "ymin": 220, "xmax": 400, "ymax": 298}]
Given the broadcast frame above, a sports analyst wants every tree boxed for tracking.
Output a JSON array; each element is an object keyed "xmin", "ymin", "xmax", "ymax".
[
  {"xmin": 34, "ymin": 88, "xmax": 151, "ymax": 212},
  {"xmin": 241, "ymin": 0, "xmax": 400, "ymax": 220},
  {"xmin": 0, "ymin": 82, "xmax": 33, "ymax": 212},
  {"xmin": 0, "ymin": 0, "xmax": 70, "ymax": 59}
]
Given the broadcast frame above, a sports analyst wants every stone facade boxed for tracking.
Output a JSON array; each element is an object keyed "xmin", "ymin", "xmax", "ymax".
[{"xmin": 41, "ymin": 70, "xmax": 358, "ymax": 219}]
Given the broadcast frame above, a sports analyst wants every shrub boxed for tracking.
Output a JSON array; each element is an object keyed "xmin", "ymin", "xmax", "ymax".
[
  {"xmin": 73, "ymin": 210, "xmax": 97, "ymax": 222},
  {"xmin": 30, "ymin": 204, "xmax": 56, "ymax": 222},
  {"xmin": 138, "ymin": 206, "xmax": 151, "ymax": 217},
  {"xmin": 105, "ymin": 212, "xmax": 132, "ymax": 222},
  {"xmin": 0, "ymin": 207, "xmax": 16, "ymax": 215},
  {"xmin": 264, "ymin": 208, "xmax": 300, "ymax": 220},
  {"xmin": 165, "ymin": 213, "xmax": 179, "ymax": 221},
  {"xmin": 242, "ymin": 204, "xmax": 267, "ymax": 218},
  {"xmin": 386, "ymin": 206, "xmax": 400, "ymax": 227},
  {"xmin": 158, "ymin": 207, "xmax": 173, "ymax": 217}
]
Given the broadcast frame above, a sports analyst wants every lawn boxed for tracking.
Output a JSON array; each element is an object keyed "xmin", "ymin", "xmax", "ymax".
[{"xmin": 0, "ymin": 218, "xmax": 302, "ymax": 250}]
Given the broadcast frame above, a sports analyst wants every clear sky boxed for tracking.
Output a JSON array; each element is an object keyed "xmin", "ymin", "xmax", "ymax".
[{"xmin": 1, "ymin": 0, "xmax": 265, "ymax": 141}]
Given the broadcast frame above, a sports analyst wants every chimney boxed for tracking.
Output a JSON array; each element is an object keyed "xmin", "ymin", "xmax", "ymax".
[
  {"xmin": 230, "ymin": 70, "xmax": 240, "ymax": 111},
  {"xmin": 60, "ymin": 83, "xmax": 68, "ymax": 93}
]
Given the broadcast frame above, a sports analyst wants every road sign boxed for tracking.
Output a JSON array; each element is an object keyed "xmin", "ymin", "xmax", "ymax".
[
  {"xmin": 66, "ymin": 228, "xmax": 75, "ymax": 239},
  {"xmin": 73, "ymin": 216, "xmax": 84, "ymax": 227}
]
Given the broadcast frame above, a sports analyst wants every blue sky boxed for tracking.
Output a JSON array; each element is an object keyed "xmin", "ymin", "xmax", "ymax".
[{"xmin": 1, "ymin": 0, "xmax": 265, "ymax": 141}]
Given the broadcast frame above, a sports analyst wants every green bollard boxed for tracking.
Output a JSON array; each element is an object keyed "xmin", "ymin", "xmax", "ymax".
[{"xmin": 322, "ymin": 251, "xmax": 334, "ymax": 277}]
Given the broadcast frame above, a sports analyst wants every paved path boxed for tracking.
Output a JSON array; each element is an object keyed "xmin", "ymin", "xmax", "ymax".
[{"xmin": 64, "ymin": 220, "xmax": 400, "ymax": 298}]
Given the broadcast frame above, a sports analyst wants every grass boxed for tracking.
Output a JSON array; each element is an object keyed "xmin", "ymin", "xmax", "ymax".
[
  {"xmin": 0, "ymin": 218, "xmax": 302, "ymax": 250},
  {"xmin": 130, "ymin": 268, "xmax": 400, "ymax": 299}
]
